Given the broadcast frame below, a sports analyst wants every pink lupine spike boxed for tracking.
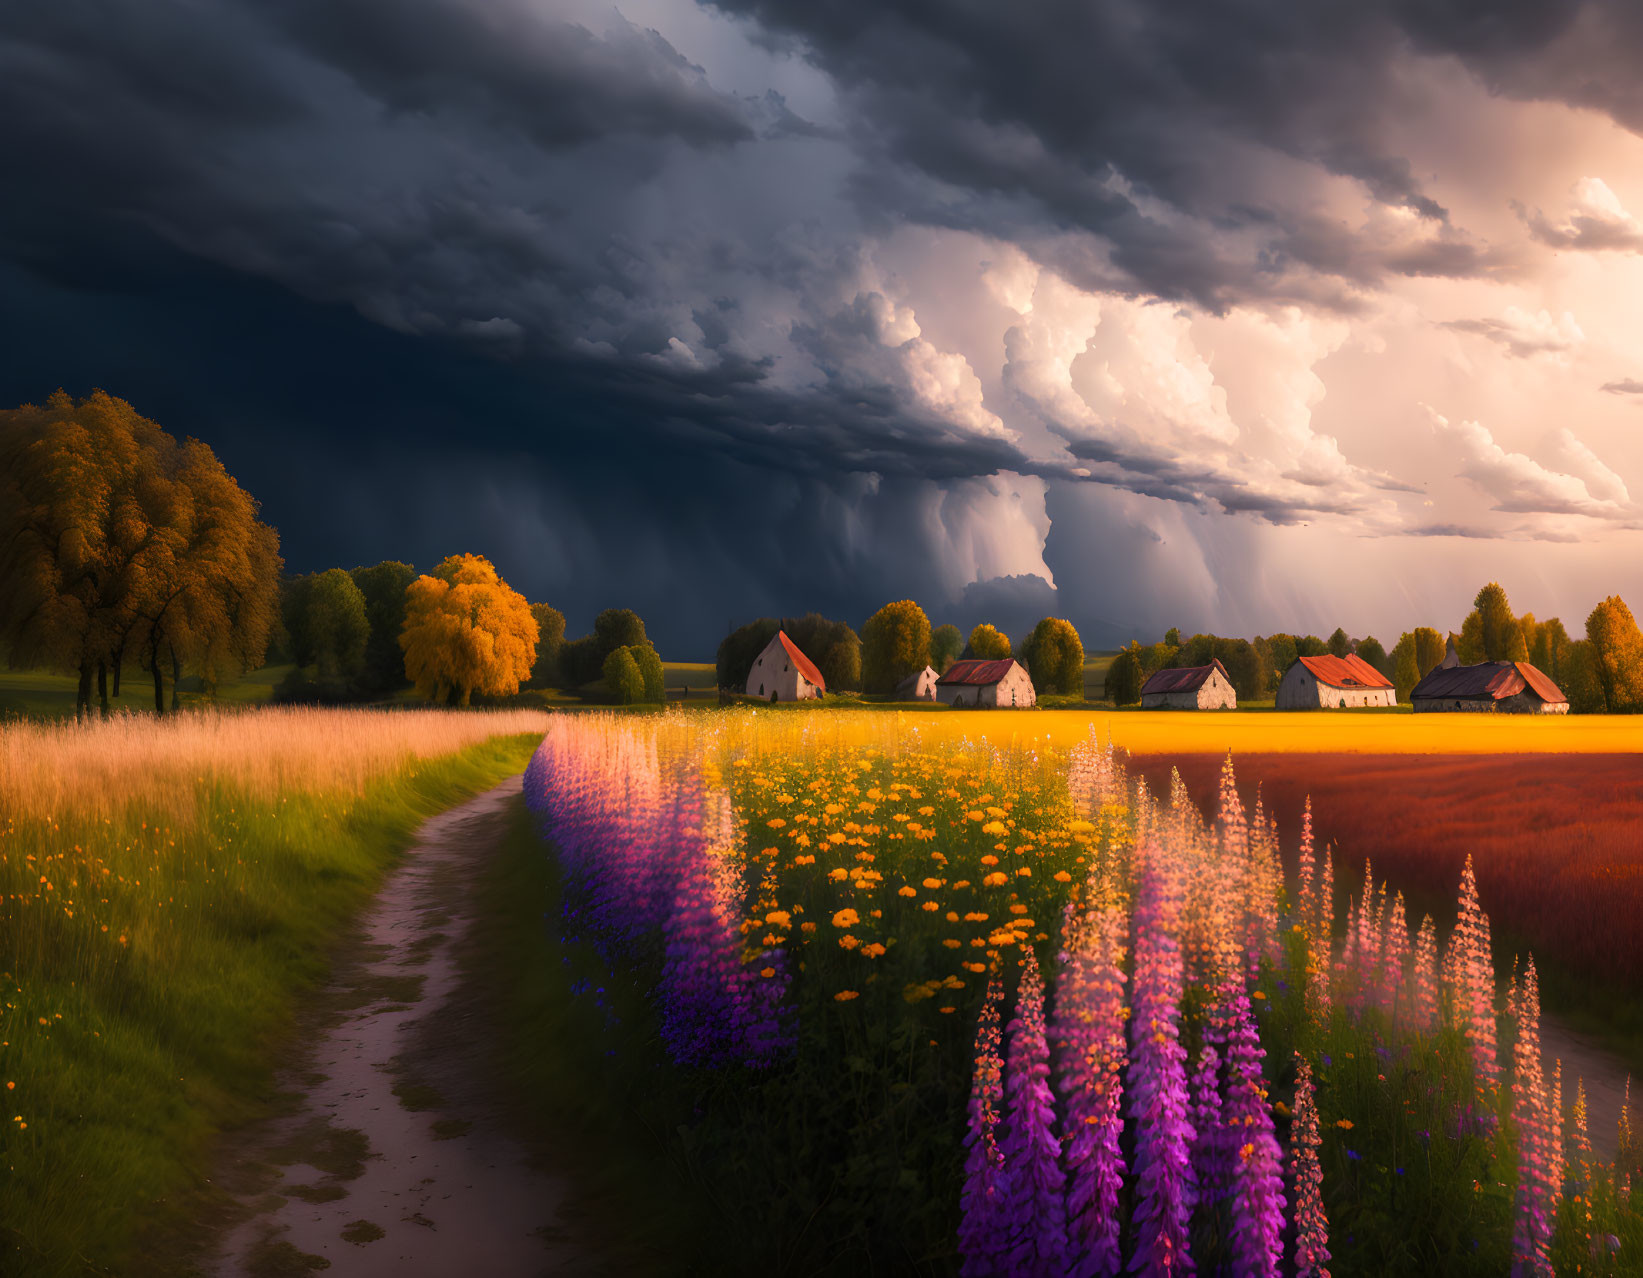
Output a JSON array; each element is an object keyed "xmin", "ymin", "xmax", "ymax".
[
  {"xmin": 1411, "ymin": 914, "xmax": 1440, "ymax": 1034},
  {"xmin": 1295, "ymin": 796, "xmax": 1316, "ymax": 941},
  {"xmin": 1290, "ymin": 1054, "xmax": 1331, "ymax": 1278},
  {"xmin": 1379, "ymin": 893, "xmax": 1409, "ymax": 1025},
  {"xmin": 1509, "ymin": 956, "xmax": 1554, "ymax": 1278}
]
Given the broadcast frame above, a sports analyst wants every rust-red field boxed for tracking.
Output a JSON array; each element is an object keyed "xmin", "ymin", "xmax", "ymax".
[{"xmin": 1128, "ymin": 752, "xmax": 1643, "ymax": 992}]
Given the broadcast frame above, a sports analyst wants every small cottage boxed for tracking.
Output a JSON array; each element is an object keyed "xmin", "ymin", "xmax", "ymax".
[
  {"xmin": 895, "ymin": 664, "xmax": 939, "ymax": 702},
  {"xmin": 1275, "ymin": 654, "xmax": 1396, "ymax": 709},
  {"xmin": 1410, "ymin": 660, "xmax": 1569, "ymax": 714},
  {"xmin": 935, "ymin": 658, "xmax": 1037, "ymax": 708},
  {"xmin": 746, "ymin": 630, "xmax": 825, "ymax": 702},
  {"xmin": 1140, "ymin": 659, "xmax": 1237, "ymax": 710}
]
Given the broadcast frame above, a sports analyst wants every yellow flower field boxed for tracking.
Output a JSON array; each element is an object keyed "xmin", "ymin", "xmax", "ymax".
[{"xmin": 849, "ymin": 707, "xmax": 1643, "ymax": 754}]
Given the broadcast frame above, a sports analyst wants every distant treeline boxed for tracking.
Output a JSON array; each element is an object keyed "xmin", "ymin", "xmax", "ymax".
[{"xmin": 1104, "ymin": 582, "xmax": 1643, "ymax": 712}]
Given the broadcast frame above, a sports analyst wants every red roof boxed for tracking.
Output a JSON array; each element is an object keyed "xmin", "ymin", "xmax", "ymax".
[
  {"xmin": 1296, "ymin": 654, "xmax": 1394, "ymax": 690},
  {"xmin": 776, "ymin": 630, "xmax": 825, "ymax": 692},
  {"xmin": 937, "ymin": 658, "xmax": 1020, "ymax": 686},
  {"xmin": 1411, "ymin": 660, "xmax": 1566, "ymax": 705},
  {"xmin": 1141, "ymin": 659, "xmax": 1230, "ymax": 696}
]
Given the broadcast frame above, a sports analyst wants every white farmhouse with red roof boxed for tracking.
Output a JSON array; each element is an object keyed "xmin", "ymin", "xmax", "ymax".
[
  {"xmin": 934, "ymin": 658, "xmax": 1036, "ymax": 708},
  {"xmin": 746, "ymin": 630, "xmax": 826, "ymax": 702},
  {"xmin": 1275, "ymin": 653, "xmax": 1396, "ymax": 709}
]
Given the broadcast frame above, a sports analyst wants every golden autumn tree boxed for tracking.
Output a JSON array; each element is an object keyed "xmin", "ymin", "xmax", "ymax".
[
  {"xmin": 399, "ymin": 553, "xmax": 538, "ymax": 706},
  {"xmin": 0, "ymin": 391, "xmax": 282, "ymax": 717},
  {"xmin": 968, "ymin": 623, "xmax": 1011, "ymax": 659}
]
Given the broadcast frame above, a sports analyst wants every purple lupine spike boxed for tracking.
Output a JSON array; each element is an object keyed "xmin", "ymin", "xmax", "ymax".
[
  {"xmin": 1057, "ymin": 901, "xmax": 1128, "ymax": 1278},
  {"xmin": 961, "ymin": 974, "xmax": 1010, "ymax": 1278},
  {"xmin": 1290, "ymin": 1055, "xmax": 1331, "ymax": 1278},
  {"xmin": 1189, "ymin": 1043, "xmax": 1225, "ymax": 1208},
  {"xmin": 1000, "ymin": 947, "xmax": 1067, "ymax": 1277},
  {"xmin": 1126, "ymin": 851, "xmax": 1196, "ymax": 1276},
  {"xmin": 1222, "ymin": 991, "xmax": 1285, "ymax": 1277},
  {"xmin": 1510, "ymin": 956, "xmax": 1555, "ymax": 1278}
]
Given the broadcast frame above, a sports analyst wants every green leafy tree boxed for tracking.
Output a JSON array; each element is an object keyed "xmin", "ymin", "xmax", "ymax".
[
  {"xmin": 821, "ymin": 637, "xmax": 861, "ymax": 691},
  {"xmin": 1531, "ymin": 618, "xmax": 1573, "ymax": 684},
  {"xmin": 968, "ymin": 623, "xmax": 1011, "ymax": 660},
  {"xmin": 1391, "ymin": 635, "xmax": 1420, "ymax": 700},
  {"xmin": 1164, "ymin": 627, "xmax": 1181, "ymax": 647},
  {"xmin": 526, "ymin": 602, "xmax": 566, "ymax": 688},
  {"xmin": 930, "ymin": 624, "xmax": 963, "ymax": 673},
  {"xmin": 1296, "ymin": 634, "xmax": 1329, "ymax": 658},
  {"xmin": 603, "ymin": 646, "xmax": 644, "ymax": 704},
  {"xmin": 1261, "ymin": 634, "xmax": 1299, "ymax": 687},
  {"xmin": 717, "ymin": 619, "xmax": 781, "ymax": 692},
  {"xmin": 289, "ymin": 569, "xmax": 369, "ymax": 683},
  {"xmin": 350, "ymin": 561, "xmax": 417, "ymax": 694},
  {"xmin": 1327, "ymin": 627, "xmax": 1351, "ymax": 658},
  {"xmin": 1412, "ymin": 627, "xmax": 1446, "ymax": 677},
  {"xmin": 862, "ymin": 600, "xmax": 931, "ymax": 695},
  {"xmin": 629, "ymin": 641, "xmax": 665, "ymax": 703},
  {"xmin": 595, "ymin": 608, "xmax": 647, "ymax": 655},
  {"xmin": 1465, "ymin": 582, "xmax": 1519, "ymax": 662},
  {"xmin": 1356, "ymin": 635, "xmax": 1390, "ymax": 677},
  {"xmin": 1106, "ymin": 645, "xmax": 1143, "ymax": 705},
  {"xmin": 1564, "ymin": 640, "xmax": 1606, "ymax": 713},
  {"xmin": 1585, "ymin": 595, "xmax": 1643, "ymax": 713},
  {"xmin": 562, "ymin": 607, "xmax": 651, "ymax": 688},
  {"xmin": 1022, "ymin": 617, "xmax": 1084, "ymax": 696}
]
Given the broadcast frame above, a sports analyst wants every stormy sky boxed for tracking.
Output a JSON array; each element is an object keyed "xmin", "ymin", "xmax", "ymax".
[{"xmin": 4, "ymin": 1, "xmax": 1643, "ymax": 656}]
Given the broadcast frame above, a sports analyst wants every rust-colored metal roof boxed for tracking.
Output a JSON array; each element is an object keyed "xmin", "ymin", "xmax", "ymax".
[
  {"xmin": 1140, "ymin": 659, "xmax": 1229, "ymax": 696},
  {"xmin": 1296, "ymin": 653, "xmax": 1394, "ymax": 690},
  {"xmin": 1411, "ymin": 660, "xmax": 1566, "ymax": 705},
  {"xmin": 936, "ymin": 658, "xmax": 1020, "ymax": 686},
  {"xmin": 776, "ymin": 630, "xmax": 826, "ymax": 691}
]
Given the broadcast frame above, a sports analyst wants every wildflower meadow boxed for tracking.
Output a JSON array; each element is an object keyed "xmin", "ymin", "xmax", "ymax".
[{"xmin": 524, "ymin": 709, "xmax": 1643, "ymax": 1276}]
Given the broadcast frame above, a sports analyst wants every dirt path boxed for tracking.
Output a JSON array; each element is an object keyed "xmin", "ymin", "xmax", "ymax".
[
  {"xmin": 1543, "ymin": 1016, "xmax": 1632, "ymax": 1165},
  {"xmin": 206, "ymin": 777, "xmax": 587, "ymax": 1277}
]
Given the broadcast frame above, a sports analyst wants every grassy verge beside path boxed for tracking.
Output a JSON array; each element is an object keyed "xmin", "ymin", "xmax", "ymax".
[
  {"xmin": 466, "ymin": 800, "xmax": 687, "ymax": 1276},
  {"xmin": 0, "ymin": 712, "xmax": 545, "ymax": 1276}
]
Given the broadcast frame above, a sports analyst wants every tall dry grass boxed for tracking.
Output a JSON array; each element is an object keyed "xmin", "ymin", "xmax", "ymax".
[{"xmin": 0, "ymin": 705, "xmax": 550, "ymax": 821}]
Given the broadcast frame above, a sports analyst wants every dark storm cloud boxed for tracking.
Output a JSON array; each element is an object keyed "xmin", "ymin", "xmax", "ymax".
[
  {"xmin": 712, "ymin": 0, "xmax": 1643, "ymax": 305},
  {"xmin": 270, "ymin": 0, "xmax": 755, "ymax": 149}
]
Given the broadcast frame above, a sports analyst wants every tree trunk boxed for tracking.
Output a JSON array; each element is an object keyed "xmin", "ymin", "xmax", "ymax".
[
  {"xmin": 76, "ymin": 658, "xmax": 92, "ymax": 722},
  {"xmin": 97, "ymin": 659, "xmax": 109, "ymax": 717},
  {"xmin": 152, "ymin": 641, "xmax": 165, "ymax": 715},
  {"xmin": 111, "ymin": 642, "xmax": 123, "ymax": 698},
  {"xmin": 170, "ymin": 646, "xmax": 182, "ymax": 711}
]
